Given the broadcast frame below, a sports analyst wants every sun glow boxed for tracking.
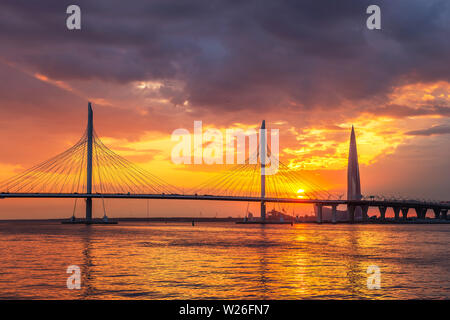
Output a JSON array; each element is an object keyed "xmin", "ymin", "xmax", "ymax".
[{"xmin": 297, "ymin": 188, "xmax": 305, "ymax": 199}]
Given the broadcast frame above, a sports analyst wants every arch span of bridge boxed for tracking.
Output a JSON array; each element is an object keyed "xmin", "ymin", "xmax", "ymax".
[{"xmin": 0, "ymin": 103, "xmax": 448, "ymax": 222}]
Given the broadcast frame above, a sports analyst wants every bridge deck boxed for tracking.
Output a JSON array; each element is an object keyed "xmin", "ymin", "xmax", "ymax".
[{"xmin": 0, "ymin": 193, "xmax": 449, "ymax": 209}]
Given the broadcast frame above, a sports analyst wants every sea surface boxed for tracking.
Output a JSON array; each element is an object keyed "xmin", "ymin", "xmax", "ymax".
[{"xmin": 0, "ymin": 221, "xmax": 448, "ymax": 299}]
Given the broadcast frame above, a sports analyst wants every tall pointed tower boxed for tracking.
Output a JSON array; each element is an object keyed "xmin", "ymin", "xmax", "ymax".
[{"xmin": 347, "ymin": 125, "xmax": 362, "ymax": 201}]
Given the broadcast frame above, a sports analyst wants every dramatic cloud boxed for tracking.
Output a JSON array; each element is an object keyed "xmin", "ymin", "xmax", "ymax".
[
  {"xmin": 366, "ymin": 105, "xmax": 450, "ymax": 119},
  {"xmin": 0, "ymin": 0, "xmax": 449, "ymax": 114},
  {"xmin": 406, "ymin": 125, "xmax": 450, "ymax": 136}
]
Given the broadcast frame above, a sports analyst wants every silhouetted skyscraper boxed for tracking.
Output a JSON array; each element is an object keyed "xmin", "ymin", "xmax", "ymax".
[{"xmin": 347, "ymin": 125, "xmax": 362, "ymax": 201}]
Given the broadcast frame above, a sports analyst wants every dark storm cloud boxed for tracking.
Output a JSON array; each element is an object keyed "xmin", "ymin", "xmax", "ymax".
[
  {"xmin": 0, "ymin": 0, "xmax": 449, "ymax": 113},
  {"xmin": 405, "ymin": 125, "xmax": 450, "ymax": 136}
]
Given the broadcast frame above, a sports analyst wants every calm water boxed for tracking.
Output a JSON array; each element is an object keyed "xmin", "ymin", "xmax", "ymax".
[{"xmin": 0, "ymin": 221, "xmax": 448, "ymax": 299}]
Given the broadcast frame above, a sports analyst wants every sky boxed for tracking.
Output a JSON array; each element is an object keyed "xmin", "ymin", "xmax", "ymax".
[{"xmin": 0, "ymin": 0, "xmax": 449, "ymax": 219}]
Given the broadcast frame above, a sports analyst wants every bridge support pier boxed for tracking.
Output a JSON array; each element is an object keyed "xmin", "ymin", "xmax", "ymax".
[
  {"xmin": 393, "ymin": 207, "xmax": 401, "ymax": 221},
  {"xmin": 414, "ymin": 207, "xmax": 421, "ymax": 219},
  {"xmin": 260, "ymin": 201, "xmax": 266, "ymax": 221},
  {"xmin": 415, "ymin": 207, "xmax": 426, "ymax": 220},
  {"xmin": 316, "ymin": 204, "xmax": 323, "ymax": 223},
  {"xmin": 423, "ymin": 208, "xmax": 428, "ymax": 219},
  {"xmin": 86, "ymin": 198, "xmax": 92, "ymax": 221},
  {"xmin": 433, "ymin": 208, "xmax": 441, "ymax": 219},
  {"xmin": 348, "ymin": 205, "xmax": 355, "ymax": 223},
  {"xmin": 401, "ymin": 207, "xmax": 409, "ymax": 220},
  {"xmin": 331, "ymin": 205, "xmax": 337, "ymax": 223},
  {"xmin": 378, "ymin": 206, "xmax": 387, "ymax": 221},
  {"xmin": 442, "ymin": 210, "xmax": 448, "ymax": 220},
  {"xmin": 362, "ymin": 206, "xmax": 369, "ymax": 221}
]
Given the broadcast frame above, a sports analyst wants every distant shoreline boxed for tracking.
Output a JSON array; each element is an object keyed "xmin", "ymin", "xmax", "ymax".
[
  {"xmin": 0, "ymin": 217, "xmax": 239, "ymax": 223},
  {"xmin": 0, "ymin": 217, "xmax": 449, "ymax": 224}
]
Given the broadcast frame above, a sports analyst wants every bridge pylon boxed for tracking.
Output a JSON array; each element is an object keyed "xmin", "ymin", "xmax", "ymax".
[
  {"xmin": 260, "ymin": 120, "xmax": 266, "ymax": 221},
  {"xmin": 86, "ymin": 102, "xmax": 93, "ymax": 221}
]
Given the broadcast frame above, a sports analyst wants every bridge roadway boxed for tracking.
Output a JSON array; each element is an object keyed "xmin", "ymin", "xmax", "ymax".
[{"xmin": 0, "ymin": 192, "xmax": 449, "ymax": 210}]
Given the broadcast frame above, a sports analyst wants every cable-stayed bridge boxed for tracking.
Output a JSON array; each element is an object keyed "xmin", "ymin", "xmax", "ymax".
[{"xmin": 0, "ymin": 103, "xmax": 448, "ymax": 223}]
